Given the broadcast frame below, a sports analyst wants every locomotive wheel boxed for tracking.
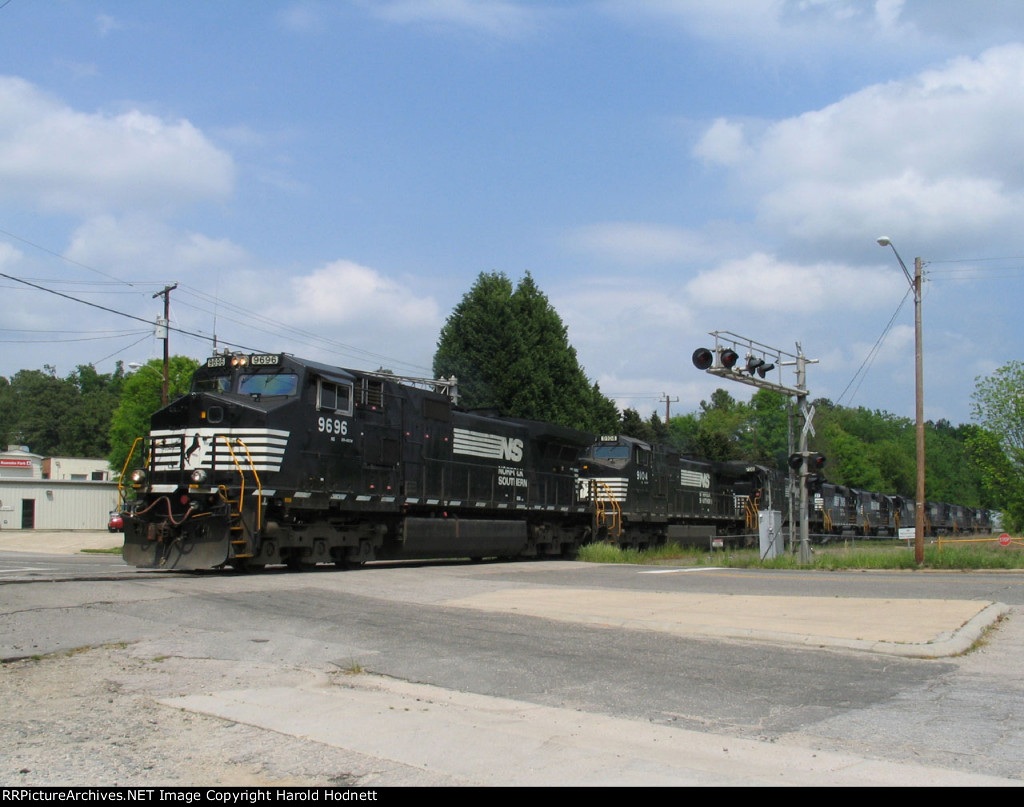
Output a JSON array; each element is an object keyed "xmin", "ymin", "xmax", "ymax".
[{"xmin": 286, "ymin": 553, "xmax": 317, "ymax": 571}]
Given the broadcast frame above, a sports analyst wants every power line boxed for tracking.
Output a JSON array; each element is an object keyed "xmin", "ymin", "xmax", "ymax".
[
  {"xmin": 835, "ymin": 285, "xmax": 913, "ymax": 408},
  {"xmin": 0, "ymin": 271, "xmax": 262, "ymax": 354},
  {"xmin": 0, "ymin": 225, "xmax": 434, "ymax": 374},
  {"xmin": 0, "ymin": 228, "xmax": 144, "ymax": 288}
]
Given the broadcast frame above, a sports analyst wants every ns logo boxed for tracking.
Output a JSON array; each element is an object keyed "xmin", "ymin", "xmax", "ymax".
[{"xmin": 500, "ymin": 437, "xmax": 524, "ymax": 462}]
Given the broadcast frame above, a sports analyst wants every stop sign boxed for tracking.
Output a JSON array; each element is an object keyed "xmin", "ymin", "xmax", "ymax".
[{"xmin": 999, "ymin": 533, "xmax": 1012, "ymax": 547}]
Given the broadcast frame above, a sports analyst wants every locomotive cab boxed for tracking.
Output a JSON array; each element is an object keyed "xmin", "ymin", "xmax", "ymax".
[{"xmin": 122, "ymin": 352, "xmax": 301, "ymax": 569}]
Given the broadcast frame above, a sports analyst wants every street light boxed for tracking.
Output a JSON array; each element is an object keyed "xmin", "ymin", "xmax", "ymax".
[
  {"xmin": 877, "ymin": 236, "xmax": 925, "ymax": 565},
  {"xmin": 127, "ymin": 362, "xmax": 167, "ymax": 407}
]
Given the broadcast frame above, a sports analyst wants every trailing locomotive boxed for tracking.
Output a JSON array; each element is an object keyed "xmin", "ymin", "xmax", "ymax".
[
  {"xmin": 807, "ymin": 481, "xmax": 993, "ymax": 540},
  {"xmin": 121, "ymin": 352, "xmax": 592, "ymax": 570},
  {"xmin": 577, "ymin": 435, "xmax": 781, "ymax": 548}
]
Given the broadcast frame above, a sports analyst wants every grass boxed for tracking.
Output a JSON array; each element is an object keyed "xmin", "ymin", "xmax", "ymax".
[{"xmin": 577, "ymin": 536, "xmax": 1024, "ymax": 570}]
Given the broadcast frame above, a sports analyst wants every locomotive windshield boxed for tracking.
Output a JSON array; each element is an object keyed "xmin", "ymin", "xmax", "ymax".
[
  {"xmin": 238, "ymin": 372, "xmax": 299, "ymax": 397},
  {"xmin": 193, "ymin": 375, "xmax": 231, "ymax": 393},
  {"xmin": 590, "ymin": 445, "xmax": 630, "ymax": 460}
]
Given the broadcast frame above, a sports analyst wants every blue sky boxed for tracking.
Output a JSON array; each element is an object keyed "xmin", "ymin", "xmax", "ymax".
[{"xmin": 3, "ymin": 1, "xmax": 1024, "ymax": 428}]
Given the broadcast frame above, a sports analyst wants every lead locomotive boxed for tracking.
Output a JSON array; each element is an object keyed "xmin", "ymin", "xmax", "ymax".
[{"xmin": 122, "ymin": 352, "xmax": 591, "ymax": 569}]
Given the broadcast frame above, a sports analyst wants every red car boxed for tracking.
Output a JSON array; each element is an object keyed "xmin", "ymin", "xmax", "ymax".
[{"xmin": 107, "ymin": 511, "xmax": 124, "ymax": 533}]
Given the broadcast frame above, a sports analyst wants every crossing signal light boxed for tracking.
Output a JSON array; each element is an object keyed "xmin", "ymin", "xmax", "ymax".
[
  {"xmin": 788, "ymin": 452, "xmax": 827, "ymax": 472},
  {"xmin": 692, "ymin": 346, "xmax": 739, "ymax": 371},
  {"xmin": 806, "ymin": 473, "xmax": 825, "ymax": 491},
  {"xmin": 693, "ymin": 344, "xmax": 774, "ymax": 378},
  {"xmin": 692, "ymin": 348, "xmax": 714, "ymax": 371}
]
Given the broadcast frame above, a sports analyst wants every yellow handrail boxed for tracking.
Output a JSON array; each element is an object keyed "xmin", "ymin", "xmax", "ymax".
[
  {"xmin": 116, "ymin": 437, "xmax": 144, "ymax": 510},
  {"xmin": 590, "ymin": 480, "xmax": 622, "ymax": 539},
  {"xmin": 220, "ymin": 436, "xmax": 246, "ymax": 515},
  {"xmin": 233, "ymin": 438, "xmax": 264, "ymax": 531}
]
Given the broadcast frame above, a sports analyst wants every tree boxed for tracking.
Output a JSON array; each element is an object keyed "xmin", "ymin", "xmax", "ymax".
[
  {"xmin": 433, "ymin": 272, "xmax": 518, "ymax": 412},
  {"xmin": 970, "ymin": 361, "xmax": 1024, "ymax": 530},
  {"xmin": 619, "ymin": 408, "xmax": 668, "ymax": 444},
  {"xmin": 0, "ymin": 364, "xmax": 125, "ymax": 458},
  {"xmin": 692, "ymin": 389, "xmax": 746, "ymax": 461},
  {"xmin": 743, "ymin": 389, "xmax": 790, "ymax": 467},
  {"xmin": 108, "ymin": 357, "xmax": 199, "ymax": 474},
  {"xmin": 433, "ymin": 272, "xmax": 618, "ymax": 432}
]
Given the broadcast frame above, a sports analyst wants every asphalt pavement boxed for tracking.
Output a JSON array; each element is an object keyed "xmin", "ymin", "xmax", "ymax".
[
  {"xmin": 0, "ymin": 529, "xmax": 1010, "ymax": 659},
  {"xmin": 3, "ymin": 529, "xmax": 1021, "ymax": 786}
]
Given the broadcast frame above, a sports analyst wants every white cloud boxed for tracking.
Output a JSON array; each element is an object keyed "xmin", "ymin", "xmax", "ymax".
[
  {"xmin": 599, "ymin": 0, "xmax": 1024, "ymax": 55},
  {"xmin": 95, "ymin": 14, "xmax": 125, "ymax": 37},
  {"xmin": 279, "ymin": 2, "xmax": 332, "ymax": 34},
  {"xmin": 287, "ymin": 259, "xmax": 440, "ymax": 329},
  {"xmin": 367, "ymin": 0, "xmax": 543, "ymax": 37},
  {"xmin": 0, "ymin": 240, "xmax": 22, "ymax": 268},
  {"xmin": 0, "ymin": 77, "xmax": 234, "ymax": 216},
  {"xmin": 600, "ymin": 0, "xmax": 910, "ymax": 53},
  {"xmin": 685, "ymin": 252, "xmax": 901, "ymax": 313},
  {"xmin": 693, "ymin": 118, "xmax": 752, "ymax": 167},
  {"xmin": 694, "ymin": 44, "xmax": 1024, "ymax": 248},
  {"xmin": 65, "ymin": 216, "xmax": 250, "ymax": 280},
  {"xmin": 566, "ymin": 222, "xmax": 717, "ymax": 265}
]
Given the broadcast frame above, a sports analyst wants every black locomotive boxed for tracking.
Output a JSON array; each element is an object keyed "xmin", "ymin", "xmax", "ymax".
[
  {"xmin": 120, "ymin": 351, "xmax": 994, "ymax": 570},
  {"xmin": 807, "ymin": 481, "xmax": 992, "ymax": 539},
  {"xmin": 122, "ymin": 352, "xmax": 592, "ymax": 569},
  {"xmin": 576, "ymin": 434, "xmax": 782, "ymax": 548}
]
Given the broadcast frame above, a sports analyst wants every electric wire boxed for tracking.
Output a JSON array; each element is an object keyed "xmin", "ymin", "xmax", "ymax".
[
  {"xmin": 835, "ymin": 285, "xmax": 913, "ymax": 408},
  {"xmin": 0, "ymin": 224, "xmax": 435, "ymax": 374},
  {"xmin": 0, "ymin": 271, "xmax": 263, "ymax": 354}
]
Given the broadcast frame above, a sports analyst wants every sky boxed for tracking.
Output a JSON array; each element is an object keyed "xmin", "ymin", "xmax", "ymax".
[{"xmin": 3, "ymin": 0, "xmax": 1024, "ymax": 430}]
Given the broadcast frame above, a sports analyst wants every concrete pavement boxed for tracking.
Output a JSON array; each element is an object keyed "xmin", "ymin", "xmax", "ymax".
[{"xmin": 0, "ymin": 528, "xmax": 122, "ymax": 554}]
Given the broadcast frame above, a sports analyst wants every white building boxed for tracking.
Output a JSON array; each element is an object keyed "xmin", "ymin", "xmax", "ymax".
[{"xmin": 0, "ymin": 445, "xmax": 119, "ymax": 530}]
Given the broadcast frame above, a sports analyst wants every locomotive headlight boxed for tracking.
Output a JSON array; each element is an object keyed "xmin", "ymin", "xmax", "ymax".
[
  {"xmin": 190, "ymin": 468, "xmax": 208, "ymax": 484},
  {"xmin": 130, "ymin": 468, "xmax": 147, "ymax": 486}
]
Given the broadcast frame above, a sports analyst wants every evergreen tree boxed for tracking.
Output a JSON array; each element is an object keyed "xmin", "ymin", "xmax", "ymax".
[
  {"xmin": 433, "ymin": 272, "xmax": 617, "ymax": 432},
  {"xmin": 433, "ymin": 272, "xmax": 518, "ymax": 412}
]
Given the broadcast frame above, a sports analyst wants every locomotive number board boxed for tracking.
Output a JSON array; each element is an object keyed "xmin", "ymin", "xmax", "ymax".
[{"xmin": 206, "ymin": 353, "xmax": 282, "ymax": 368}]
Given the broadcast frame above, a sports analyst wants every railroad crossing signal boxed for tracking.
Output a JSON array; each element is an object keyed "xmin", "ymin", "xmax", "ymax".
[{"xmin": 692, "ymin": 331, "xmax": 819, "ymax": 564}]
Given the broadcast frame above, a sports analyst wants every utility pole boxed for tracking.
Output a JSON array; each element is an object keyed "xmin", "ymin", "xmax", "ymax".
[
  {"xmin": 153, "ymin": 283, "xmax": 177, "ymax": 407},
  {"xmin": 877, "ymin": 238, "xmax": 926, "ymax": 565},
  {"xmin": 913, "ymin": 256, "xmax": 925, "ymax": 565},
  {"xmin": 795, "ymin": 344, "xmax": 814, "ymax": 565},
  {"xmin": 659, "ymin": 392, "xmax": 679, "ymax": 430}
]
